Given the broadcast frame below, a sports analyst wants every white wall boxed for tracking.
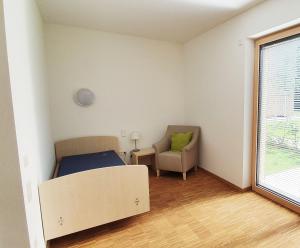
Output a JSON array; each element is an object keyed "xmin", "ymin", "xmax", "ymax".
[
  {"xmin": 3, "ymin": 0, "xmax": 55, "ymax": 247},
  {"xmin": 0, "ymin": 1, "xmax": 30, "ymax": 247},
  {"xmin": 184, "ymin": 0, "xmax": 300, "ymax": 188},
  {"xmin": 45, "ymin": 24, "xmax": 185, "ymax": 153},
  {"xmin": 1, "ymin": 1, "xmax": 299, "ymax": 246}
]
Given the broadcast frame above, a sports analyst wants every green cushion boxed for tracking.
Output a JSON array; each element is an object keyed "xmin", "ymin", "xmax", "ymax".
[{"xmin": 171, "ymin": 132, "xmax": 193, "ymax": 152}]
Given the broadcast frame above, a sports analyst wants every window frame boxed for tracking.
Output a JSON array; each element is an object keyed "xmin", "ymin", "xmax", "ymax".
[{"xmin": 252, "ymin": 25, "xmax": 300, "ymax": 214}]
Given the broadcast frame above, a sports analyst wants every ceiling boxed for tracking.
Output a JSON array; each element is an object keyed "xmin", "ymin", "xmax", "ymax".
[{"xmin": 36, "ymin": 0, "xmax": 264, "ymax": 43}]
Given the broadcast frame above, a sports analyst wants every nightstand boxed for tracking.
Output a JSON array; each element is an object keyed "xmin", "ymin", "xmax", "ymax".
[{"xmin": 131, "ymin": 147, "xmax": 155, "ymax": 170}]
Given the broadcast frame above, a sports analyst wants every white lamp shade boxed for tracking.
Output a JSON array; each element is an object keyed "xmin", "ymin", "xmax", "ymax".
[{"xmin": 130, "ymin": 131, "xmax": 140, "ymax": 140}]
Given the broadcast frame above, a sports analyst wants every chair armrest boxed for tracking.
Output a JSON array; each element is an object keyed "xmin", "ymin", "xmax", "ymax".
[
  {"xmin": 183, "ymin": 135, "xmax": 198, "ymax": 152},
  {"xmin": 182, "ymin": 134, "xmax": 199, "ymax": 172},
  {"xmin": 153, "ymin": 136, "xmax": 169, "ymax": 154}
]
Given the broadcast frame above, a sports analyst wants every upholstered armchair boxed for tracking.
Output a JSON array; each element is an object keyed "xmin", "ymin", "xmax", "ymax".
[{"xmin": 153, "ymin": 125, "xmax": 200, "ymax": 180}]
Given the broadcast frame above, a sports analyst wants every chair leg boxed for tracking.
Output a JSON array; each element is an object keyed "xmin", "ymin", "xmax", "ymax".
[
  {"xmin": 156, "ymin": 169, "xmax": 160, "ymax": 177},
  {"xmin": 194, "ymin": 164, "xmax": 198, "ymax": 171},
  {"xmin": 183, "ymin": 172, "xmax": 186, "ymax": 180}
]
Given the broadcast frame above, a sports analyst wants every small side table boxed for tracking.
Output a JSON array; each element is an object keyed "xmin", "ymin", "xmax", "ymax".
[{"xmin": 131, "ymin": 148, "xmax": 156, "ymax": 170}]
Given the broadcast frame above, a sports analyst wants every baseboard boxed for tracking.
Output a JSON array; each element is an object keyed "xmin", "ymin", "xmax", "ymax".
[{"xmin": 198, "ymin": 167, "xmax": 251, "ymax": 192}]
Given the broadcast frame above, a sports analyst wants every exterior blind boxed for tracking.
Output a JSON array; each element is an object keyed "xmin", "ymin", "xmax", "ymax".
[{"xmin": 257, "ymin": 34, "xmax": 300, "ymax": 204}]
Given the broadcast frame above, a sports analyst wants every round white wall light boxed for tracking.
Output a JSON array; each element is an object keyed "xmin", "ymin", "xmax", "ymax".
[{"xmin": 74, "ymin": 88, "xmax": 95, "ymax": 107}]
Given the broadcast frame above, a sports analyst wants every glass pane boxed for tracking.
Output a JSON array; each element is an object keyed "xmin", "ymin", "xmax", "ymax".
[{"xmin": 257, "ymin": 34, "xmax": 300, "ymax": 204}]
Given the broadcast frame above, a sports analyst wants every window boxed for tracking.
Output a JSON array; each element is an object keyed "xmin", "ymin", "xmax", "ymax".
[{"xmin": 252, "ymin": 25, "xmax": 300, "ymax": 214}]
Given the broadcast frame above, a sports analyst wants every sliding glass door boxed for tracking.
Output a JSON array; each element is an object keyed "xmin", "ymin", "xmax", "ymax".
[{"xmin": 253, "ymin": 26, "xmax": 300, "ymax": 213}]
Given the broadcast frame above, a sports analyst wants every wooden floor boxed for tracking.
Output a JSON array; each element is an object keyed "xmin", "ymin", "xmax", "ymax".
[{"xmin": 51, "ymin": 169, "xmax": 300, "ymax": 248}]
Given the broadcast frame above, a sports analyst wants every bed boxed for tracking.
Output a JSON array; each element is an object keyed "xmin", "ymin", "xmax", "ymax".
[{"xmin": 39, "ymin": 136, "xmax": 150, "ymax": 241}]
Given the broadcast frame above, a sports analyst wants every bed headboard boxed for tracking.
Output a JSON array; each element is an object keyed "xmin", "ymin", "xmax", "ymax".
[{"xmin": 55, "ymin": 136, "xmax": 120, "ymax": 163}]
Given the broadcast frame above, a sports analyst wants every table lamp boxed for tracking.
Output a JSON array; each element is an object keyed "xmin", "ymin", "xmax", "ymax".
[{"xmin": 131, "ymin": 131, "xmax": 140, "ymax": 152}]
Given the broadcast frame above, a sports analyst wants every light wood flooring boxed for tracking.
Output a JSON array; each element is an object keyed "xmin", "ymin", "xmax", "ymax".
[{"xmin": 51, "ymin": 169, "xmax": 300, "ymax": 248}]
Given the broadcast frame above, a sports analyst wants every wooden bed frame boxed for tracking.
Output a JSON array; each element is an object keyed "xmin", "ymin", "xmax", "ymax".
[{"xmin": 39, "ymin": 136, "xmax": 150, "ymax": 241}]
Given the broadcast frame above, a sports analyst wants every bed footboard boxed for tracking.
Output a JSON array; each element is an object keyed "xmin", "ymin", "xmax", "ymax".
[{"xmin": 39, "ymin": 165, "xmax": 149, "ymax": 241}]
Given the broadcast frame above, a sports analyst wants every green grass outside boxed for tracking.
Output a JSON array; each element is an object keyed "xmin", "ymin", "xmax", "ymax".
[
  {"xmin": 264, "ymin": 118, "xmax": 300, "ymax": 175},
  {"xmin": 265, "ymin": 145, "xmax": 300, "ymax": 175}
]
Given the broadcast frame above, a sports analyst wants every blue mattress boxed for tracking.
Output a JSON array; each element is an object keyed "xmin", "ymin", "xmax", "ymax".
[{"xmin": 58, "ymin": 150, "xmax": 125, "ymax": 177}]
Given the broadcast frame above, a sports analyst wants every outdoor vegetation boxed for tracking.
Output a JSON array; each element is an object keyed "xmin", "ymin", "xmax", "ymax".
[{"xmin": 265, "ymin": 118, "xmax": 300, "ymax": 175}]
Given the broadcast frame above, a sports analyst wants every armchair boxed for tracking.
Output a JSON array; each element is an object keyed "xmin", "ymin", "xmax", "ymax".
[{"xmin": 153, "ymin": 125, "xmax": 200, "ymax": 180}]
